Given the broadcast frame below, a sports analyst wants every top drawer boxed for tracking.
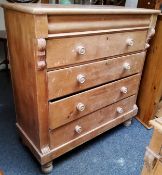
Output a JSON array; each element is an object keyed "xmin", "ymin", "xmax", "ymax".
[
  {"xmin": 48, "ymin": 14, "xmax": 150, "ymax": 34},
  {"xmin": 46, "ymin": 30, "xmax": 147, "ymax": 68}
]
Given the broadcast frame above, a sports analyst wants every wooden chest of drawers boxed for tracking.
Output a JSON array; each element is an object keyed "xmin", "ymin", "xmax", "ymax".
[{"xmin": 1, "ymin": 3, "xmax": 159, "ymax": 173}]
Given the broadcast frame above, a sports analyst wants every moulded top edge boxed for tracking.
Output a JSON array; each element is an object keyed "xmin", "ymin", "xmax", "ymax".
[{"xmin": 0, "ymin": 3, "xmax": 160, "ymax": 15}]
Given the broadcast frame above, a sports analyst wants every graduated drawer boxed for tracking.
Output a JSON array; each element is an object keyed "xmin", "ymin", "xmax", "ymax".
[
  {"xmin": 49, "ymin": 74, "xmax": 140, "ymax": 129},
  {"xmin": 46, "ymin": 30, "xmax": 147, "ymax": 68},
  {"xmin": 49, "ymin": 95, "xmax": 137, "ymax": 149},
  {"xmin": 48, "ymin": 52, "xmax": 145, "ymax": 99}
]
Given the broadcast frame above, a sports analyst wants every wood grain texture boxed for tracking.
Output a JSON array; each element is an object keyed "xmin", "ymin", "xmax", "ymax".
[
  {"xmin": 16, "ymin": 98, "xmax": 138, "ymax": 165},
  {"xmin": 34, "ymin": 15, "xmax": 48, "ymax": 38},
  {"xmin": 49, "ymin": 95, "xmax": 136, "ymax": 148},
  {"xmin": 47, "ymin": 100, "xmax": 138, "ymax": 162},
  {"xmin": 141, "ymin": 118, "xmax": 162, "ymax": 175},
  {"xmin": 1, "ymin": 3, "xmax": 160, "ymax": 15},
  {"xmin": 1, "ymin": 3, "xmax": 158, "ymax": 169},
  {"xmin": 137, "ymin": 15, "xmax": 162, "ymax": 128},
  {"xmin": 48, "ymin": 52, "xmax": 145, "ymax": 99},
  {"xmin": 155, "ymin": 0, "xmax": 162, "ymax": 10},
  {"xmin": 49, "ymin": 74, "xmax": 141, "ymax": 129},
  {"xmin": 153, "ymin": 161, "xmax": 162, "ymax": 175},
  {"xmin": 46, "ymin": 30, "xmax": 147, "ymax": 68},
  {"xmin": 48, "ymin": 14, "xmax": 150, "ymax": 34},
  {"xmin": 4, "ymin": 9, "xmax": 49, "ymax": 151}
]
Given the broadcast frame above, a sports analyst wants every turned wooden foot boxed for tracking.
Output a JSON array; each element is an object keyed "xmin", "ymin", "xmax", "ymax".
[
  {"xmin": 123, "ymin": 118, "xmax": 132, "ymax": 127},
  {"xmin": 41, "ymin": 162, "xmax": 53, "ymax": 174}
]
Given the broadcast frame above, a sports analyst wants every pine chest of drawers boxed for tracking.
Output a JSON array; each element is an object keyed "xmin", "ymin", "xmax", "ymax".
[{"xmin": 1, "ymin": 3, "xmax": 159, "ymax": 173}]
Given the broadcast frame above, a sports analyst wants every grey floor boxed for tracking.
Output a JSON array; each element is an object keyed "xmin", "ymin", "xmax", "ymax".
[{"xmin": 0, "ymin": 70, "xmax": 152, "ymax": 175}]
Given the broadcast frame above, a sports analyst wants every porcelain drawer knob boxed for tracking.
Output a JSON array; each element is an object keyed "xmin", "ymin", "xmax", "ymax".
[
  {"xmin": 123, "ymin": 62, "xmax": 131, "ymax": 70},
  {"xmin": 76, "ymin": 103, "xmax": 85, "ymax": 112},
  {"xmin": 76, "ymin": 46, "xmax": 86, "ymax": 55},
  {"xmin": 116, "ymin": 107, "xmax": 124, "ymax": 114},
  {"xmin": 126, "ymin": 38, "xmax": 134, "ymax": 46},
  {"xmin": 120, "ymin": 86, "xmax": 128, "ymax": 94},
  {"xmin": 77, "ymin": 74, "xmax": 86, "ymax": 84},
  {"xmin": 75, "ymin": 125, "xmax": 82, "ymax": 134}
]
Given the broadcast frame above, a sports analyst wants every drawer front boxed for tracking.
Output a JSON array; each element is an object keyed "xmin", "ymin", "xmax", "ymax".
[
  {"xmin": 48, "ymin": 14, "xmax": 150, "ymax": 34},
  {"xmin": 46, "ymin": 30, "xmax": 147, "ymax": 68},
  {"xmin": 49, "ymin": 95, "xmax": 137, "ymax": 149},
  {"xmin": 49, "ymin": 74, "xmax": 140, "ymax": 129},
  {"xmin": 48, "ymin": 52, "xmax": 145, "ymax": 99}
]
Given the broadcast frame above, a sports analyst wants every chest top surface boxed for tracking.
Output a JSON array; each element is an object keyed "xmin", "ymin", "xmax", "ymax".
[{"xmin": 0, "ymin": 3, "xmax": 160, "ymax": 15}]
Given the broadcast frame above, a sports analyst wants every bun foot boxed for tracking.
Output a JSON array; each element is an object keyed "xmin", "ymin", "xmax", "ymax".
[
  {"xmin": 41, "ymin": 162, "xmax": 53, "ymax": 174},
  {"xmin": 123, "ymin": 118, "xmax": 132, "ymax": 127}
]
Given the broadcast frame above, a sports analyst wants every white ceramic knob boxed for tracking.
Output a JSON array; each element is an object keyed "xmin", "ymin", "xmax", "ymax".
[
  {"xmin": 75, "ymin": 125, "xmax": 82, "ymax": 134},
  {"xmin": 120, "ymin": 86, "xmax": 128, "ymax": 94},
  {"xmin": 123, "ymin": 62, "xmax": 131, "ymax": 70},
  {"xmin": 76, "ymin": 46, "xmax": 86, "ymax": 55},
  {"xmin": 117, "ymin": 107, "xmax": 124, "ymax": 114},
  {"xmin": 76, "ymin": 103, "xmax": 85, "ymax": 112},
  {"xmin": 126, "ymin": 38, "xmax": 134, "ymax": 46},
  {"xmin": 77, "ymin": 74, "xmax": 86, "ymax": 84}
]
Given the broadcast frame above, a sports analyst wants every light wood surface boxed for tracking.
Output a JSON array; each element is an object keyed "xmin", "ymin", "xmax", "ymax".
[
  {"xmin": 153, "ymin": 161, "xmax": 162, "ymax": 175},
  {"xmin": 17, "ymin": 101, "xmax": 138, "ymax": 164},
  {"xmin": 0, "ymin": 3, "xmax": 160, "ymax": 15},
  {"xmin": 141, "ymin": 118, "xmax": 162, "ymax": 175},
  {"xmin": 137, "ymin": 15, "xmax": 162, "ymax": 128},
  {"xmin": 46, "ymin": 30, "xmax": 147, "ymax": 68},
  {"xmin": 49, "ymin": 74, "xmax": 140, "ymax": 129},
  {"xmin": 48, "ymin": 52, "xmax": 145, "ymax": 99},
  {"xmin": 4, "ymin": 10, "xmax": 49, "ymax": 151},
  {"xmin": 50, "ymin": 95, "xmax": 136, "ymax": 148},
  {"xmin": 5, "ymin": 11, "xmax": 47, "ymax": 148},
  {"xmin": 48, "ymin": 14, "xmax": 150, "ymax": 34}
]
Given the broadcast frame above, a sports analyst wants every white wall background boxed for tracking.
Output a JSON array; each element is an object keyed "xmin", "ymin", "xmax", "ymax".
[
  {"xmin": 0, "ymin": 1, "xmax": 6, "ymax": 62},
  {"xmin": 0, "ymin": 0, "xmax": 6, "ymax": 30},
  {"xmin": 125, "ymin": 0, "xmax": 138, "ymax": 8}
]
